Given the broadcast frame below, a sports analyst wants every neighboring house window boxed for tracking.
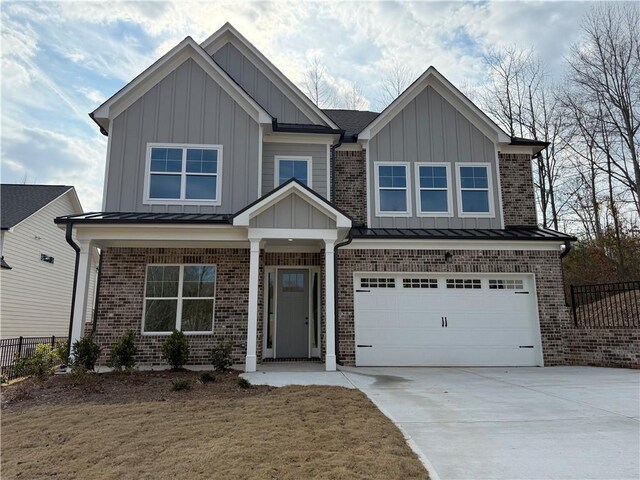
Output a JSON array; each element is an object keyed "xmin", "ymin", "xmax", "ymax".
[
  {"xmin": 375, "ymin": 163, "xmax": 411, "ymax": 215},
  {"xmin": 457, "ymin": 163, "xmax": 493, "ymax": 216},
  {"xmin": 415, "ymin": 163, "xmax": 452, "ymax": 216},
  {"xmin": 143, "ymin": 264, "xmax": 216, "ymax": 334},
  {"xmin": 146, "ymin": 144, "xmax": 221, "ymax": 204},
  {"xmin": 275, "ymin": 156, "xmax": 312, "ymax": 187}
]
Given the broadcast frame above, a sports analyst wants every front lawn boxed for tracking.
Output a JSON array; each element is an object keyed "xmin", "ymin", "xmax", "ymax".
[{"xmin": 1, "ymin": 370, "xmax": 428, "ymax": 479}]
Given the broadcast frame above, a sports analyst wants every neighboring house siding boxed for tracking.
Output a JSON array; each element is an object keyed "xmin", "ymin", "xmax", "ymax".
[
  {"xmin": 498, "ymin": 152, "xmax": 538, "ymax": 227},
  {"xmin": 336, "ymin": 248, "xmax": 570, "ymax": 366},
  {"xmin": 335, "ymin": 149, "xmax": 366, "ymax": 225},
  {"xmin": 368, "ymin": 85, "xmax": 502, "ymax": 229},
  {"xmin": 104, "ymin": 58, "xmax": 260, "ymax": 214},
  {"xmin": 249, "ymin": 194, "xmax": 336, "ymax": 229},
  {"xmin": 212, "ymin": 42, "xmax": 312, "ymax": 124},
  {"xmin": 262, "ymin": 142, "xmax": 328, "ymax": 198},
  {"xmin": 0, "ymin": 193, "xmax": 96, "ymax": 339}
]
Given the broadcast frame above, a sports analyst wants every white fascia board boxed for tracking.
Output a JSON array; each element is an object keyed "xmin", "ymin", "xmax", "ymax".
[
  {"xmin": 497, "ymin": 145, "xmax": 537, "ymax": 155},
  {"xmin": 73, "ymin": 224, "xmax": 247, "ymax": 243},
  {"xmin": 248, "ymin": 228, "xmax": 338, "ymax": 241},
  {"xmin": 358, "ymin": 66, "xmax": 510, "ymax": 144},
  {"xmin": 336, "ymin": 143, "xmax": 363, "ymax": 152},
  {"xmin": 200, "ymin": 23, "xmax": 339, "ymax": 129},
  {"xmin": 344, "ymin": 238, "xmax": 565, "ymax": 251},
  {"xmin": 262, "ymin": 132, "xmax": 338, "ymax": 144},
  {"xmin": 233, "ymin": 183, "xmax": 351, "ymax": 228},
  {"xmin": 92, "ymin": 37, "xmax": 271, "ymax": 128}
]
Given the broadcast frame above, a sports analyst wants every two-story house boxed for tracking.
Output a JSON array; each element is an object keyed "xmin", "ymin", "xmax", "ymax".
[{"xmin": 56, "ymin": 23, "xmax": 574, "ymax": 371}]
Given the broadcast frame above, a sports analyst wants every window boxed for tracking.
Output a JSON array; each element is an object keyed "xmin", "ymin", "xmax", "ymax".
[
  {"xmin": 489, "ymin": 279, "xmax": 524, "ymax": 290},
  {"xmin": 457, "ymin": 163, "xmax": 492, "ymax": 216},
  {"xmin": 416, "ymin": 163, "xmax": 452, "ymax": 215},
  {"xmin": 146, "ymin": 144, "xmax": 221, "ymax": 203},
  {"xmin": 143, "ymin": 265, "xmax": 216, "ymax": 334},
  {"xmin": 281, "ymin": 273, "xmax": 305, "ymax": 292},
  {"xmin": 275, "ymin": 156, "xmax": 311, "ymax": 187},
  {"xmin": 360, "ymin": 278, "xmax": 396, "ymax": 288},
  {"xmin": 446, "ymin": 278, "xmax": 482, "ymax": 289},
  {"xmin": 375, "ymin": 163, "xmax": 410, "ymax": 215},
  {"xmin": 403, "ymin": 278, "xmax": 438, "ymax": 289}
]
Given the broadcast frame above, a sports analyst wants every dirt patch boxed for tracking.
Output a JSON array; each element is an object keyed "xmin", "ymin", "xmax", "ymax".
[{"xmin": 1, "ymin": 372, "xmax": 428, "ymax": 479}]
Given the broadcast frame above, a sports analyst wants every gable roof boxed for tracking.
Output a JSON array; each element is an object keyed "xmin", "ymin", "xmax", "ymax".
[
  {"xmin": 233, "ymin": 178, "xmax": 352, "ymax": 229},
  {"xmin": 1, "ymin": 185, "xmax": 75, "ymax": 230},
  {"xmin": 358, "ymin": 66, "xmax": 511, "ymax": 144},
  {"xmin": 90, "ymin": 36, "xmax": 271, "ymax": 134},
  {"xmin": 201, "ymin": 23, "xmax": 339, "ymax": 130},
  {"xmin": 322, "ymin": 109, "xmax": 380, "ymax": 141}
]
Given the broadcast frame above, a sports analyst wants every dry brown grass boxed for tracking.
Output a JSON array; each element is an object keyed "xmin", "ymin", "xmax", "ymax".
[{"xmin": 1, "ymin": 373, "xmax": 427, "ymax": 480}]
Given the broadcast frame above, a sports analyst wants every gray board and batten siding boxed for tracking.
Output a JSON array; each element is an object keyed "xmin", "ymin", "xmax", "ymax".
[
  {"xmin": 262, "ymin": 143, "xmax": 329, "ymax": 199},
  {"xmin": 249, "ymin": 193, "xmax": 336, "ymax": 229},
  {"xmin": 104, "ymin": 58, "xmax": 260, "ymax": 214},
  {"xmin": 212, "ymin": 42, "xmax": 312, "ymax": 125},
  {"xmin": 368, "ymin": 85, "xmax": 503, "ymax": 229}
]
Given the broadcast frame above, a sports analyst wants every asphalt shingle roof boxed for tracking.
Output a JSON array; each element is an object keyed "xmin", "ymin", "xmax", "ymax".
[
  {"xmin": 322, "ymin": 109, "xmax": 380, "ymax": 141},
  {"xmin": 1, "ymin": 184, "xmax": 73, "ymax": 230}
]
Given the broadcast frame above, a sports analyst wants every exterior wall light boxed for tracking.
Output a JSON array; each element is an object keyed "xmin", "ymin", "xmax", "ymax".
[{"xmin": 444, "ymin": 251, "xmax": 453, "ymax": 263}]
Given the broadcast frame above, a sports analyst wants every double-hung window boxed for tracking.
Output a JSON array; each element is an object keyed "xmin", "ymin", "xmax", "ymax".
[
  {"xmin": 146, "ymin": 144, "xmax": 221, "ymax": 204},
  {"xmin": 143, "ymin": 265, "xmax": 216, "ymax": 334},
  {"xmin": 275, "ymin": 156, "xmax": 312, "ymax": 187},
  {"xmin": 415, "ymin": 163, "xmax": 452, "ymax": 216},
  {"xmin": 457, "ymin": 163, "xmax": 493, "ymax": 216},
  {"xmin": 375, "ymin": 163, "xmax": 410, "ymax": 215}
]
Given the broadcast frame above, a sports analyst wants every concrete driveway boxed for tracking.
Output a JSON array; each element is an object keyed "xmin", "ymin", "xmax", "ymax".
[{"xmin": 341, "ymin": 366, "xmax": 640, "ymax": 480}]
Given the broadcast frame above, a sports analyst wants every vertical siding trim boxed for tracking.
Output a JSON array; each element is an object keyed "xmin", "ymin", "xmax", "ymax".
[
  {"xmin": 258, "ymin": 126, "xmax": 263, "ymax": 196},
  {"xmin": 101, "ymin": 121, "xmax": 113, "ymax": 211}
]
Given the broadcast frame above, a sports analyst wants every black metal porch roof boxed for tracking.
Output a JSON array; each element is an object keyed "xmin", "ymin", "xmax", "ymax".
[
  {"xmin": 54, "ymin": 211, "xmax": 232, "ymax": 225},
  {"xmin": 350, "ymin": 227, "xmax": 576, "ymax": 241}
]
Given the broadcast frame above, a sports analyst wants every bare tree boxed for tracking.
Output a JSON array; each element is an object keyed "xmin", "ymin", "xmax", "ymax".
[
  {"xmin": 375, "ymin": 60, "xmax": 416, "ymax": 110},
  {"xmin": 303, "ymin": 56, "xmax": 336, "ymax": 108},
  {"xmin": 341, "ymin": 82, "xmax": 367, "ymax": 110}
]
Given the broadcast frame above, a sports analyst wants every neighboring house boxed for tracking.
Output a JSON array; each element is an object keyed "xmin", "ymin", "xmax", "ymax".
[
  {"xmin": 0, "ymin": 185, "xmax": 98, "ymax": 339},
  {"xmin": 55, "ymin": 23, "xmax": 574, "ymax": 371}
]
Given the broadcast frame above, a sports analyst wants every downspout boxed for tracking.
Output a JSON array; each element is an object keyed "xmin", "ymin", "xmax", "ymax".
[
  {"xmin": 65, "ymin": 223, "xmax": 81, "ymax": 361},
  {"xmin": 91, "ymin": 251, "xmax": 104, "ymax": 335},
  {"xmin": 333, "ymin": 228, "xmax": 353, "ymax": 366},
  {"xmin": 560, "ymin": 240, "xmax": 572, "ymax": 259}
]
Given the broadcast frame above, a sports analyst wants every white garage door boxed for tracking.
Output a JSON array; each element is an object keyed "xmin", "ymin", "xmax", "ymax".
[{"xmin": 354, "ymin": 273, "xmax": 542, "ymax": 367}]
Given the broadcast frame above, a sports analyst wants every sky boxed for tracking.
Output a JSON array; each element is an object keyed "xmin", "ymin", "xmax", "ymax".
[{"xmin": 0, "ymin": 0, "xmax": 599, "ymax": 212}]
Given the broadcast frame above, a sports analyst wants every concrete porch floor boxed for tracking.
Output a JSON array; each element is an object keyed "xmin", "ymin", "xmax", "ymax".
[{"xmin": 240, "ymin": 362, "xmax": 354, "ymax": 388}]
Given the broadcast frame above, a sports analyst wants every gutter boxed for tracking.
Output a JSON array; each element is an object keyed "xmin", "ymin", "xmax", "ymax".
[
  {"xmin": 333, "ymin": 228, "xmax": 353, "ymax": 365},
  {"xmin": 88, "ymin": 112, "xmax": 108, "ymax": 136},
  {"xmin": 65, "ymin": 223, "xmax": 81, "ymax": 361},
  {"xmin": 560, "ymin": 239, "xmax": 572, "ymax": 259}
]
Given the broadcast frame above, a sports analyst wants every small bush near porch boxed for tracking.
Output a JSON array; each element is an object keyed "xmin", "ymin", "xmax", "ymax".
[{"xmin": 1, "ymin": 370, "xmax": 427, "ymax": 479}]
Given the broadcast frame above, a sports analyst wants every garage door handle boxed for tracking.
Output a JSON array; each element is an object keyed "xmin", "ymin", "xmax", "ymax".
[
  {"xmin": 441, "ymin": 317, "xmax": 444, "ymax": 327},
  {"xmin": 445, "ymin": 317, "xmax": 448, "ymax": 327}
]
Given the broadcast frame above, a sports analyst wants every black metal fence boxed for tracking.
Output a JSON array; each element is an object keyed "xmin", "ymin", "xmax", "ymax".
[
  {"xmin": 571, "ymin": 281, "xmax": 640, "ymax": 328},
  {"xmin": 0, "ymin": 336, "xmax": 64, "ymax": 380}
]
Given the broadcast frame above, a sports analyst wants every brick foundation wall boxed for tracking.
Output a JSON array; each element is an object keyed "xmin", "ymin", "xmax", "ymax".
[
  {"xmin": 498, "ymin": 153, "xmax": 538, "ymax": 227},
  {"xmin": 564, "ymin": 328, "xmax": 640, "ymax": 368},
  {"xmin": 94, "ymin": 247, "xmax": 251, "ymax": 366},
  {"xmin": 336, "ymin": 247, "xmax": 570, "ymax": 366},
  {"xmin": 335, "ymin": 149, "xmax": 366, "ymax": 225}
]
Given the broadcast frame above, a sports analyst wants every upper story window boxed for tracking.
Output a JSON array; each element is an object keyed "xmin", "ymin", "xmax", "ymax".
[
  {"xmin": 375, "ymin": 162, "xmax": 411, "ymax": 216},
  {"xmin": 275, "ymin": 156, "xmax": 312, "ymax": 187},
  {"xmin": 457, "ymin": 163, "xmax": 493, "ymax": 217},
  {"xmin": 145, "ymin": 144, "xmax": 222, "ymax": 204},
  {"xmin": 416, "ymin": 163, "xmax": 452, "ymax": 216}
]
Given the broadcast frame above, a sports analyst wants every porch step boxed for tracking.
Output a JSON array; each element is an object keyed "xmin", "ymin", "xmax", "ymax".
[{"xmin": 262, "ymin": 357, "xmax": 322, "ymax": 363}]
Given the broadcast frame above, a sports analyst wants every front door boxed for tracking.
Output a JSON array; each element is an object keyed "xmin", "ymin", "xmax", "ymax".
[{"xmin": 275, "ymin": 269, "xmax": 309, "ymax": 358}]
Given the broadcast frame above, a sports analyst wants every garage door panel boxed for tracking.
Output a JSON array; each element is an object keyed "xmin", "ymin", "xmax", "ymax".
[{"xmin": 354, "ymin": 273, "xmax": 541, "ymax": 367}]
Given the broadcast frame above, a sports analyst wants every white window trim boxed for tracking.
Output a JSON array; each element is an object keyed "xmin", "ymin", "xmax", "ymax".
[
  {"xmin": 141, "ymin": 264, "xmax": 216, "ymax": 335},
  {"xmin": 456, "ymin": 162, "xmax": 495, "ymax": 218},
  {"xmin": 414, "ymin": 162, "xmax": 453, "ymax": 217},
  {"xmin": 374, "ymin": 161, "xmax": 412, "ymax": 217},
  {"xmin": 143, "ymin": 143, "xmax": 223, "ymax": 206},
  {"xmin": 274, "ymin": 155, "xmax": 313, "ymax": 189}
]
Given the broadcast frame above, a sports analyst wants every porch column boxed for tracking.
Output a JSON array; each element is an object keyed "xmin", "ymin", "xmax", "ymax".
[
  {"xmin": 245, "ymin": 238, "xmax": 261, "ymax": 372},
  {"xmin": 324, "ymin": 240, "xmax": 336, "ymax": 371},
  {"xmin": 70, "ymin": 240, "xmax": 93, "ymax": 351}
]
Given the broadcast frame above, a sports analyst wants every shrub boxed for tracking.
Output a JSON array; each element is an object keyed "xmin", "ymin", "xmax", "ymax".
[
  {"xmin": 237, "ymin": 377, "xmax": 251, "ymax": 389},
  {"xmin": 209, "ymin": 340, "xmax": 234, "ymax": 372},
  {"xmin": 200, "ymin": 372, "xmax": 216, "ymax": 383},
  {"xmin": 53, "ymin": 340, "xmax": 69, "ymax": 366},
  {"xmin": 107, "ymin": 330, "xmax": 138, "ymax": 371},
  {"xmin": 171, "ymin": 379, "xmax": 191, "ymax": 391},
  {"xmin": 0, "ymin": 374, "xmax": 7, "ymax": 384},
  {"xmin": 70, "ymin": 336, "xmax": 101, "ymax": 373},
  {"xmin": 161, "ymin": 330, "xmax": 190, "ymax": 369},
  {"xmin": 13, "ymin": 343, "xmax": 59, "ymax": 379}
]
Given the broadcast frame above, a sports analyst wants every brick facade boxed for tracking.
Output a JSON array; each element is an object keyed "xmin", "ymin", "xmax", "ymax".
[
  {"xmin": 564, "ymin": 327, "xmax": 640, "ymax": 368},
  {"xmin": 336, "ymin": 247, "xmax": 570, "ymax": 366},
  {"xmin": 335, "ymin": 149, "xmax": 366, "ymax": 225},
  {"xmin": 498, "ymin": 152, "xmax": 538, "ymax": 227}
]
